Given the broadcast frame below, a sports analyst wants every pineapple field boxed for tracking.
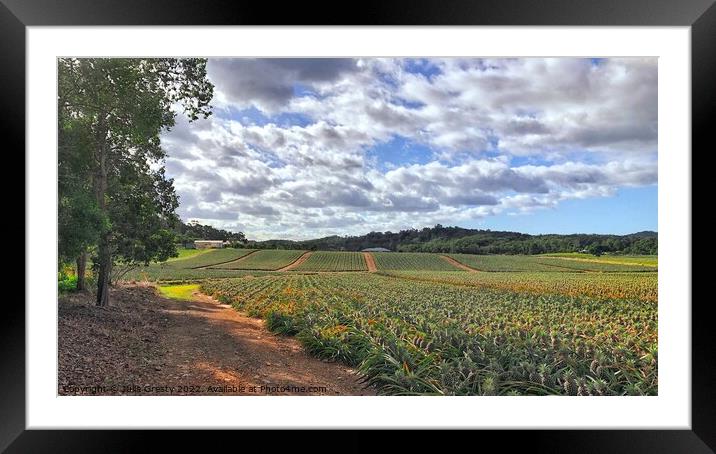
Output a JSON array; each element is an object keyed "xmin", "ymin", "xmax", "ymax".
[
  {"xmin": 161, "ymin": 248, "xmax": 256, "ymax": 269},
  {"xmin": 292, "ymin": 251, "xmax": 368, "ymax": 272},
  {"xmin": 371, "ymin": 252, "xmax": 464, "ymax": 271},
  {"xmin": 200, "ymin": 271, "xmax": 657, "ymax": 396},
  {"xmin": 123, "ymin": 248, "xmax": 658, "ymax": 396},
  {"xmin": 377, "ymin": 271, "xmax": 658, "ymax": 302},
  {"xmin": 209, "ymin": 249, "xmax": 306, "ymax": 270},
  {"xmin": 448, "ymin": 254, "xmax": 657, "ymax": 272}
]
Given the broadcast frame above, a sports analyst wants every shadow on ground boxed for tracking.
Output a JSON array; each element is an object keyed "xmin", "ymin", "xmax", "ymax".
[{"xmin": 58, "ymin": 283, "xmax": 374, "ymax": 396}]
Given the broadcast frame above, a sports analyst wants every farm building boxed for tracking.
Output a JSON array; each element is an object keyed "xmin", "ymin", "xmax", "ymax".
[
  {"xmin": 362, "ymin": 247, "xmax": 391, "ymax": 252},
  {"xmin": 194, "ymin": 240, "xmax": 224, "ymax": 249}
]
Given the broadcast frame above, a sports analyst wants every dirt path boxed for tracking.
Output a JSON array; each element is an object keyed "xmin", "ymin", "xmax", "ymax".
[
  {"xmin": 363, "ymin": 252, "xmax": 377, "ymax": 272},
  {"xmin": 440, "ymin": 255, "xmax": 479, "ymax": 272},
  {"xmin": 277, "ymin": 251, "xmax": 313, "ymax": 271},
  {"xmin": 58, "ymin": 284, "xmax": 372, "ymax": 396}
]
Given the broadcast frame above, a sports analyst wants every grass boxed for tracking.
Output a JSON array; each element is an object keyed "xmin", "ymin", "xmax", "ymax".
[
  {"xmin": 166, "ymin": 248, "xmax": 210, "ymax": 262},
  {"xmin": 157, "ymin": 284, "xmax": 200, "ymax": 300}
]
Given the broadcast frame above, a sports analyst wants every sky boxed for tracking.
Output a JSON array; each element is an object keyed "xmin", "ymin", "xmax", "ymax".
[{"xmin": 160, "ymin": 58, "xmax": 658, "ymax": 241}]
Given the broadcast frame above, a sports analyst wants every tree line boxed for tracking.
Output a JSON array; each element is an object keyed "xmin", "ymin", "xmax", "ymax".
[
  {"xmin": 175, "ymin": 221, "xmax": 246, "ymax": 246},
  {"xmin": 246, "ymin": 225, "xmax": 657, "ymax": 255},
  {"xmin": 58, "ymin": 58, "xmax": 215, "ymax": 305}
]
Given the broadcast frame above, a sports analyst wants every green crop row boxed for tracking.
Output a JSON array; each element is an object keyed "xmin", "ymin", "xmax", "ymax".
[
  {"xmin": 379, "ymin": 270, "xmax": 658, "ymax": 303},
  {"xmin": 448, "ymin": 254, "xmax": 565, "ymax": 272},
  {"xmin": 162, "ymin": 248, "xmax": 255, "ymax": 269},
  {"xmin": 123, "ymin": 266, "xmax": 277, "ymax": 282},
  {"xmin": 210, "ymin": 249, "xmax": 306, "ymax": 270},
  {"xmin": 372, "ymin": 252, "xmax": 463, "ymax": 271},
  {"xmin": 293, "ymin": 251, "xmax": 367, "ymax": 271}
]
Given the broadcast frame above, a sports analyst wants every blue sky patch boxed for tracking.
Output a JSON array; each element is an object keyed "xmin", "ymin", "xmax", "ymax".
[
  {"xmin": 366, "ymin": 136, "xmax": 435, "ymax": 171},
  {"xmin": 226, "ymin": 105, "xmax": 312, "ymax": 128},
  {"xmin": 404, "ymin": 58, "xmax": 442, "ymax": 80},
  {"xmin": 472, "ymin": 185, "xmax": 657, "ymax": 235}
]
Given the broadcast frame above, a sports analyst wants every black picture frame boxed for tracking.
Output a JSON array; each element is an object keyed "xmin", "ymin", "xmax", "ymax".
[{"xmin": 5, "ymin": 0, "xmax": 711, "ymax": 451}]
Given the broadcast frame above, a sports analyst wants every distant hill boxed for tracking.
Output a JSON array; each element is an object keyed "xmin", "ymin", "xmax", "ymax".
[{"xmin": 247, "ymin": 225, "xmax": 657, "ymax": 255}]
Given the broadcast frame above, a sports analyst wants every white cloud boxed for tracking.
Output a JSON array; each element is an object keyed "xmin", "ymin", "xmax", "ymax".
[
  {"xmin": 161, "ymin": 57, "xmax": 657, "ymax": 239},
  {"xmin": 207, "ymin": 58, "xmax": 358, "ymax": 113}
]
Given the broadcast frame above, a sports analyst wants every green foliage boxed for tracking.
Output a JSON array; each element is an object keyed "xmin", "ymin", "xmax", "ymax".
[
  {"xmin": 109, "ymin": 165, "xmax": 180, "ymax": 266},
  {"xmin": 586, "ymin": 243, "xmax": 606, "ymax": 256},
  {"xmin": 399, "ymin": 229, "xmax": 658, "ymax": 256},
  {"xmin": 58, "ymin": 271, "xmax": 78, "ymax": 293},
  {"xmin": 175, "ymin": 220, "xmax": 246, "ymax": 244},
  {"xmin": 58, "ymin": 93, "xmax": 105, "ymax": 265},
  {"xmin": 57, "ymin": 189, "xmax": 106, "ymax": 264},
  {"xmin": 246, "ymin": 225, "xmax": 657, "ymax": 256},
  {"xmin": 266, "ymin": 310, "xmax": 303, "ymax": 335}
]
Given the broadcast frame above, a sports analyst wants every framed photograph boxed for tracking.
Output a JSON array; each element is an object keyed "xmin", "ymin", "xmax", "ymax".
[{"xmin": 8, "ymin": 0, "xmax": 711, "ymax": 450}]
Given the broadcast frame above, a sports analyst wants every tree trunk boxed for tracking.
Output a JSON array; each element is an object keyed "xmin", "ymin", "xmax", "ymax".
[
  {"xmin": 94, "ymin": 119, "xmax": 111, "ymax": 307},
  {"xmin": 76, "ymin": 251, "xmax": 87, "ymax": 291},
  {"xmin": 96, "ymin": 234, "xmax": 111, "ymax": 307}
]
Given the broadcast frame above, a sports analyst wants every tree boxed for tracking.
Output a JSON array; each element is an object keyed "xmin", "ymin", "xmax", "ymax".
[
  {"xmin": 107, "ymin": 165, "xmax": 181, "ymax": 283},
  {"xmin": 176, "ymin": 220, "xmax": 246, "ymax": 243},
  {"xmin": 58, "ymin": 107, "xmax": 105, "ymax": 290},
  {"xmin": 58, "ymin": 58, "xmax": 214, "ymax": 306},
  {"xmin": 58, "ymin": 187, "xmax": 105, "ymax": 290}
]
